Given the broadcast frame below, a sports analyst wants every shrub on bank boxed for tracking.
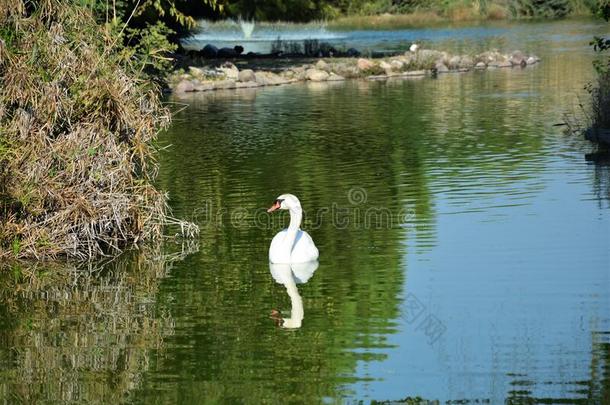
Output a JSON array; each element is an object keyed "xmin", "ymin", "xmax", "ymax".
[
  {"xmin": 587, "ymin": 71, "xmax": 610, "ymax": 130},
  {"xmin": 0, "ymin": 1, "xmax": 191, "ymax": 260},
  {"xmin": 588, "ymin": 4, "xmax": 610, "ymax": 130}
]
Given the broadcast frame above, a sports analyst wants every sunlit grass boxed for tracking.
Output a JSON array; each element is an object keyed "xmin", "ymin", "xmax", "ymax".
[{"xmin": 328, "ymin": 11, "xmax": 445, "ymax": 30}]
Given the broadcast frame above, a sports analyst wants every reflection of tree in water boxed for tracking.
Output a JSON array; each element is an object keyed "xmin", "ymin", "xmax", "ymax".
[
  {"xmin": 585, "ymin": 151, "xmax": 610, "ymax": 207},
  {"xmin": 504, "ymin": 331, "xmax": 610, "ymax": 404},
  {"xmin": 0, "ymin": 241, "xmax": 197, "ymax": 403}
]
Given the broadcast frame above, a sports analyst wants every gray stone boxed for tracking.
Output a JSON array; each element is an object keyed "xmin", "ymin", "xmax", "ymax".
[
  {"xmin": 390, "ymin": 60, "xmax": 404, "ymax": 71},
  {"xmin": 315, "ymin": 59, "xmax": 330, "ymax": 72},
  {"xmin": 327, "ymin": 73, "xmax": 345, "ymax": 81},
  {"xmin": 477, "ymin": 50, "xmax": 501, "ymax": 64},
  {"xmin": 290, "ymin": 67, "xmax": 307, "ymax": 81},
  {"xmin": 218, "ymin": 62, "xmax": 238, "ymax": 80},
  {"xmin": 509, "ymin": 50, "xmax": 525, "ymax": 66},
  {"xmin": 332, "ymin": 63, "xmax": 359, "ymax": 78},
  {"xmin": 417, "ymin": 49, "xmax": 443, "ymax": 64},
  {"xmin": 235, "ymin": 81, "xmax": 261, "ymax": 89},
  {"xmin": 193, "ymin": 82, "xmax": 216, "ymax": 92},
  {"xmin": 255, "ymin": 71, "xmax": 285, "ymax": 86},
  {"xmin": 201, "ymin": 44, "xmax": 218, "ymax": 57},
  {"xmin": 218, "ymin": 47, "xmax": 238, "ymax": 58},
  {"xmin": 400, "ymin": 54, "xmax": 413, "ymax": 65},
  {"xmin": 448, "ymin": 56, "xmax": 461, "ymax": 69},
  {"xmin": 367, "ymin": 74, "xmax": 388, "ymax": 81},
  {"xmin": 474, "ymin": 61, "xmax": 486, "ymax": 69},
  {"xmin": 174, "ymin": 79, "xmax": 194, "ymax": 93},
  {"xmin": 379, "ymin": 61, "xmax": 392, "ymax": 70},
  {"xmin": 188, "ymin": 66, "xmax": 205, "ymax": 78},
  {"xmin": 306, "ymin": 68, "xmax": 329, "ymax": 82},
  {"xmin": 379, "ymin": 61, "xmax": 393, "ymax": 75},
  {"xmin": 488, "ymin": 59, "xmax": 512, "ymax": 68},
  {"xmin": 238, "ymin": 69, "xmax": 256, "ymax": 82},
  {"xmin": 526, "ymin": 56, "xmax": 540, "ymax": 65},
  {"xmin": 404, "ymin": 70, "xmax": 426, "ymax": 76},
  {"xmin": 435, "ymin": 62, "xmax": 449, "ymax": 73},
  {"xmin": 214, "ymin": 80, "xmax": 236, "ymax": 90},
  {"xmin": 459, "ymin": 56, "xmax": 474, "ymax": 69},
  {"xmin": 357, "ymin": 58, "xmax": 375, "ymax": 71}
]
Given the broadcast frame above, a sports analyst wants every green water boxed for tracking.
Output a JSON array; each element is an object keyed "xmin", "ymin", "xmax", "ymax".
[{"xmin": 1, "ymin": 20, "xmax": 609, "ymax": 403}]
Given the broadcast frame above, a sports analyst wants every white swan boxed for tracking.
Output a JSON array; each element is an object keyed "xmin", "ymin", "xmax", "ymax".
[
  {"xmin": 267, "ymin": 194, "xmax": 319, "ymax": 264},
  {"xmin": 269, "ymin": 261, "xmax": 319, "ymax": 329}
]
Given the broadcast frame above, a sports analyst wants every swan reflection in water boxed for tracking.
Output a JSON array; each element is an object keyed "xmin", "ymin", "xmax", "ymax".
[{"xmin": 269, "ymin": 261, "xmax": 319, "ymax": 329}]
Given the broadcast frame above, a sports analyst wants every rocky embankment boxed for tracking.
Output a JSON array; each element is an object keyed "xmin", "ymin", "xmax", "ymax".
[{"xmin": 168, "ymin": 49, "xmax": 540, "ymax": 94}]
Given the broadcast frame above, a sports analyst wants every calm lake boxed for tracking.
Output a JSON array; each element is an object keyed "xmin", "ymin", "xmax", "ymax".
[{"xmin": 1, "ymin": 19, "xmax": 609, "ymax": 404}]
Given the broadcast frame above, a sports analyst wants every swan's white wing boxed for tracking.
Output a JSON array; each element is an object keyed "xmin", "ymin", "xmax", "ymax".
[
  {"xmin": 290, "ymin": 230, "xmax": 319, "ymax": 263},
  {"xmin": 269, "ymin": 229, "xmax": 319, "ymax": 264}
]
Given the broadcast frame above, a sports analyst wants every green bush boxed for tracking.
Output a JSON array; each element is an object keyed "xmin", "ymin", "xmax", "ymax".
[
  {"xmin": 587, "ymin": 1, "xmax": 610, "ymax": 129},
  {"xmin": 509, "ymin": 0, "xmax": 573, "ymax": 17}
]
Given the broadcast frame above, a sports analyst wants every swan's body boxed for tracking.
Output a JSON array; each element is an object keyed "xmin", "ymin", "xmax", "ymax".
[
  {"xmin": 269, "ymin": 229, "xmax": 318, "ymax": 264},
  {"xmin": 267, "ymin": 194, "xmax": 319, "ymax": 264}
]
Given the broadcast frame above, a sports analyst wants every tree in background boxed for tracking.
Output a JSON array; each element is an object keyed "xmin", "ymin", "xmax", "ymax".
[
  {"xmin": 588, "ymin": 1, "xmax": 610, "ymax": 129},
  {"xmin": 77, "ymin": 0, "xmax": 221, "ymax": 75}
]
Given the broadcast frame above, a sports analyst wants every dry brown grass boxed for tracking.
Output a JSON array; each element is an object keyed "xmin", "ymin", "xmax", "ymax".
[
  {"xmin": 328, "ymin": 11, "xmax": 444, "ymax": 29},
  {"xmin": 445, "ymin": 2, "xmax": 480, "ymax": 21},
  {"xmin": 486, "ymin": 3, "xmax": 510, "ymax": 19},
  {"xmin": 590, "ymin": 71, "xmax": 610, "ymax": 130},
  {"xmin": 0, "ymin": 0, "xmax": 197, "ymax": 260}
]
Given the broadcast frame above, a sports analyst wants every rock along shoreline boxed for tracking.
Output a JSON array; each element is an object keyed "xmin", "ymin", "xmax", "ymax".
[{"xmin": 168, "ymin": 49, "xmax": 540, "ymax": 95}]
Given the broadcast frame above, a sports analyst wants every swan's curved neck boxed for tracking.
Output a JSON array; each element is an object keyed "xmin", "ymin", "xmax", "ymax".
[
  {"xmin": 282, "ymin": 208, "xmax": 302, "ymax": 255},
  {"xmin": 288, "ymin": 208, "xmax": 302, "ymax": 232}
]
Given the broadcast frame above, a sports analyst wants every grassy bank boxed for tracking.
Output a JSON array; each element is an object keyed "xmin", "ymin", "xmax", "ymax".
[
  {"xmin": 0, "ymin": 1, "xmax": 195, "ymax": 260},
  {"xmin": 327, "ymin": 0, "xmax": 597, "ymax": 29}
]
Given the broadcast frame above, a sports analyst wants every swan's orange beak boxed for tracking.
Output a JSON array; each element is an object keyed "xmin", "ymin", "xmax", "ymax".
[{"xmin": 267, "ymin": 200, "xmax": 281, "ymax": 213}]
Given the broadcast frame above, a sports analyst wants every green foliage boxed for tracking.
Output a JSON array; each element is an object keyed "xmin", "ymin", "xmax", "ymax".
[
  {"xmin": 11, "ymin": 238, "xmax": 20, "ymax": 257},
  {"xmin": 593, "ymin": 0, "xmax": 610, "ymax": 17},
  {"xmin": 224, "ymin": 0, "xmax": 331, "ymax": 22},
  {"xmin": 587, "ymin": 1, "xmax": 610, "ymax": 130},
  {"xmin": 125, "ymin": 21, "xmax": 177, "ymax": 75},
  {"xmin": 77, "ymin": 1, "xmax": 222, "ymax": 75},
  {"xmin": 590, "ymin": 1, "xmax": 609, "ymax": 74},
  {"xmin": 509, "ymin": 0, "xmax": 573, "ymax": 17}
]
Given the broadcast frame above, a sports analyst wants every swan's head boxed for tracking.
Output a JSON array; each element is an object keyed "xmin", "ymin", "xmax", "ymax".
[{"xmin": 267, "ymin": 193, "xmax": 301, "ymax": 213}]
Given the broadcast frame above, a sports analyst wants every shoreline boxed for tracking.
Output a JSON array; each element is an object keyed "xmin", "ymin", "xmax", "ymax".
[{"xmin": 168, "ymin": 48, "xmax": 540, "ymax": 95}]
